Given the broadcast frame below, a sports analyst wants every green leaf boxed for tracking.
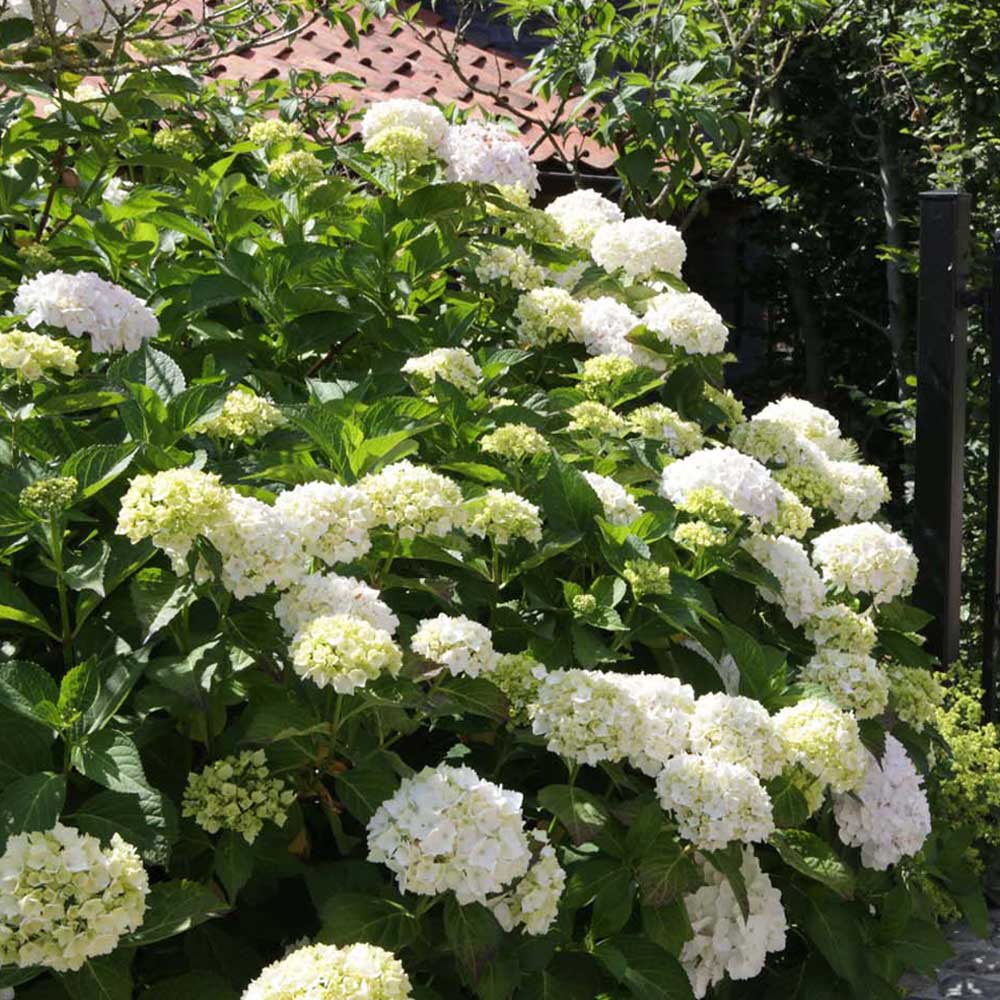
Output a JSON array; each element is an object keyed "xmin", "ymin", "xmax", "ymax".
[
  {"xmin": 80, "ymin": 655, "xmax": 147, "ymax": 734},
  {"xmin": 64, "ymin": 539, "xmax": 112, "ymax": 595},
  {"xmin": 189, "ymin": 274, "xmax": 253, "ymax": 312},
  {"xmin": 140, "ymin": 973, "xmax": 238, "ymax": 1000},
  {"xmin": 703, "ymin": 844, "xmax": 749, "ymax": 919},
  {"xmin": 69, "ymin": 788, "xmax": 174, "ymax": 866},
  {"xmin": 786, "ymin": 885, "xmax": 868, "ymax": 994},
  {"xmin": 71, "ymin": 729, "xmax": 151, "ymax": 795},
  {"xmin": 766, "ymin": 772, "xmax": 811, "ymax": 828},
  {"xmin": 427, "ymin": 676, "xmax": 508, "ymax": 722},
  {"xmin": 215, "ymin": 830, "xmax": 255, "ymax": 901},
  {"xmin": 241, "ymin": 692, "xmax": 324, "ymax": 744},
  {"xmin": 635, "ymin": 829, "xmax": 699, "ymax": 907},
  {"xmin": 874, "ymin": 599, "xmax": 933, "ymax": 634},
  {"xmin": 125, "ymin": 880, "xmax": 227, "ymax": 946},
  {"xmin": 878, "ymin": 630, "xmax": 936, "ymax": 668},
  {"xmin": 131, "ymin": 568, "xmax": 196, "ymax": 640},
  {"xmin": 0, "ymin": 574, "xmax": 57, "ymax": 638},
  {"xmin": 111, "ymin": 344, "xmax": 186, "ymax": 401},
  {"xmin": 641, "ymin": 900, "xmax": 692, "ymax": 957},
  {"xmin": 334, "ymin": 751, "xmax": 401, "ymax": 823},
  {"xmin": 592, "ymin": 867, "xmax": 636, "ymax": 937},
  {"xmin": 171, "ymin": 382, "xmax": 228, "ymax": 433},
  {"xmin": 0, "ymin": 772, "xmax": 66, "ymax": 848},
  {"xmin": 443, "ymin": 896, "xmax": 502, "ymax": 988},
  {"xmin": 61, "ymin": 951, "xmax": 133, "ymax": 1000},
  {"xmin": 538, "ymin": 785, "xmax": 612, "ymax": 845},
  {"xmin": 541, "ymin": 454, "xmax": 604, "ymax": 535},
  {"xmin": 716, "ymin": 622, "xmax": 786, "ymax": 706},
  {"xmin": 317, "ymin": 892, "xmax": 419, "ymax": 951},
  {"xmin": 61, "ymin": 444, "xmax": 139, "ymax": 499},
  {"xmin": 770, "ymin": 830, "xmax": 855, "ymax": 898},
  {"xmin": 894, "ymin": 917, "xmax": 953, "ymax": 975},
  {"xmin": 0, "ymin": 708, "xmax": 55, "ymax": 787},
  {"xmin": 0, "ymin": 660, "xmax": 60, "ymax": 729},
  {"xmin": 595, "ymin": 936, "xmax": 694, "ymax": 999}
]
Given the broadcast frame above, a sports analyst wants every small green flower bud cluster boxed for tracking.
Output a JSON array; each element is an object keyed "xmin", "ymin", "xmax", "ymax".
[{"xmin": 19, "ymin": 476, "xmax": 78, "ymax": 517}]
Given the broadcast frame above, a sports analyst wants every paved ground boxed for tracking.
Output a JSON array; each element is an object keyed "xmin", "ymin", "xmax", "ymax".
[{"xmin": 903, "ymin": 914, "xmax": 1000, "ymax": 998}]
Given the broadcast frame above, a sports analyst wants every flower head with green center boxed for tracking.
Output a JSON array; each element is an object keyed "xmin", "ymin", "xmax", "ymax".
[
  {"xmin": 466, "ymin": 489, "xmax": 543, "ymax": 545},
  {"xmin": 116, "ymin": 468, "xmax": 230, "ymax": 572},
  {"xmin": 688, "ymin": 694, "xmax": 784, "ymax": 778},
  {"xmin": 198, "ymin": 386, "xmax": 286, "ymax": 441},
  {"xmin": 242, "ymin": 942, "xmax": 413, "ymax": 1000},
  {"xmin": 366, "ymin": 125, "xmax": 433, "ymax": 165},
  {"xmin": 268, "ymin": 150, "xmax": 324, "ymax": 183},
  {"xmin": 676, "ymin": 485, "xmax": 743, "ymax": 528},
  {"xmin": 17, "ymin": 242, "xmax": 57, "ymax": 274},
  {"xmin": 887, "ymin": 664, "xmax": 943, "ymax": 732},
  {"xmin": 474, "ymin": 244, "xmax": 544, "ymax": 290},
  {"xmin": 703, "ymin": 384, "xmax": 745, "ymax": 426},
  {"xmin": 0, "ymin": 823, "xmax": 148, "ymax": 973},
  {"xmin": 19, "ymin": 476, "xmax": 78, "ymax": 517},
  {"xmin": 513, "ymin": 287, "xmax": 582, "ymax": 348},
  {"xmin": 773, "ymin": 696, "xmax": 867, "ymax": 793},
  {"xmin": 247, "ymin": 119, "xmax": 302, "ymax": 146},
  {"xmin": 0, "ymin": 329, "xmax": 78, "ymax": 381},
  {"xmin": 578, "ymin": 354, "xmax": 642, "ymax": 400},
  {"xmin": 799, "ymin": 649, "xmax": 889, "ymax": 719},
  {"xmin": 812, "ymin": 522, "xmax": 918, "ymax": 605},
  {"xmin": 675, "ymin": 521, "xmax": 730, "ymax": 551},
  {"xmin": 182, "ymin": 750, "xmax": 296, "ymax": 844},
  {"xmin": 566, "ymin": 400, "xmax": 627, "ymax": 437},
  {"xmin": 479, "ymin": 423, "xmax": 548, "ymax": 461},
  {"xmin": 359, "ymin": 461, "xmax": 465, "ymax": 539},
  {"xmin": 623, "ymin": 559, "xmax": 672, "ymax": 599},
  {"xmin": 805, "ymin": 604, "xmax": 877, "ymax": 656},
  {"xmin": 626, "ymin": 404, "xmax": 703, "ymax": 455},
  {"xmin": 492, "ymin": 652, "xmax": 547, "ymax": 725},
  {"xmin": 290, "ymin": 614, "xmax": 402, "ymax": 694},
  {"xmin": 153, "ymin": 126, "xmax": 201, "ymax": 156}
]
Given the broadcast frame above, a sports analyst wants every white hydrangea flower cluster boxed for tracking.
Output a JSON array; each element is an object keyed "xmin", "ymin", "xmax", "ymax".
[
  {"xmin": 441, "ymin": 121, "xmax": 539, "ymax": 197},
  {"xmin": 754, "ymin": 396, "xmax": 855, "ymax": 460},
  {"xmin": 514, "ymin": 286, "xmax": 582, "ymax": 348},
  {"xmin": 773, "ymin": 697, "xmax": 867, "ymax": 793},
  {"xmin": 492, "ymin": 652, "xmax": 548, "ymax": 725},
  {"xmin": 567, "ymin": 400, "xmax": 627, "ymax": 436},
  {"xmin": 544, "ymin": 189, "xmax": 624, "ymax": 250},
  {"xmin": 489, "ymin": 830, "xmax": 565, "ymax": 936},
  {"xmin": 812, "ymin": 522, "xmax": 918, "ymax": 605},
  {"xmin": 401, "ymin": 347, "xmax": 482, "ymax": 394},
  {"xmin": 411, "ymin": 613, "xmax": 499, "ymax": 677},
  {"xmin": 590, "ymin": 218, "xmax": 686, "ymax": 280},
  {"xmin": 578, "ymin": 354, "xmax": 643, "ymax": 397},
  {"xmin": 800, "ymin": 649, "xmax": 889, "ymax": 719},
  {"xmin": 360, "ymin": 461, "xmax": 466, "ymax": 539},
  {"xmin": 0, "ymin": 328, "xmax": 78, "ymax": 380},
  {"xmin": 247, "ymin": 118, "xmax": 303, "ymax": 146},
  {"xmin": 0, "ymin": 823, "xmax": 148, "ymax": 973},
  {"xmin": 198, "ymin": 386, "xmax": 287, "ymax": 440},
  {"xmin": 479, "ymin": 422, "xmax": 549, "ymax": 461},
  {"xmin": 182, "ymin": 750, "xmax": 296, "ymax": 844},
  {"xmin": 242, "ymin": 941, "xmax": 413, "ymax": 1000},
  {"xmin": 833, "ymin": 734, "xmax": 931, "ymax": 869},
  {"xmin": 209, "ymin": 493, "xmax": 306, "ymax": 598},
  {"xmin": 687, "ymin": 694, "xmax": 784, "ymax": 778},
  {"xmin": 289, "ymin": 613, "xmax": 402, "ymax": 694},
  {"xmin": 275, "ymin": 572, "xmax": 399, "ymax": 637},
  {"xmin": 626, "ymin": 404, "xmax": 703, "ymax": 455},
  {"xmin": 474, "ymin": 244, "xmax": 544, "ymax": 290},
  {"xmin": 681, "ymin": 848, "xmax": 787, "ymax": 999},
  {"xmin": 575, "ymin": 297, "xmax": 660, "ymax": 368},
  {"xmin": 825, "ymin": 460, "xmax": 891, "ymax": 523},
  {"xmin": 13, "ymin": 270, "xmax": 158, "ymax": 353},
  {"xmin": 273, "ymin": 481, "xmax": 376, "ymax": 568},
  {"xmin": 742, "ymin": 533, "xmax": 826, "ymax": 626},
  {"xmin": 642, "ymin": 291, "xmax": 729, "ymax": 356},
  {"xmin": 466, "ymin": 489, "xmax": 543, "ymax": 545},
  {"xmin": 531, "ymin": 669, "xmax": 694, "ymax": 775},
  {"xmin": 361, "ymin": 98, "xmax": 449, "ymax": 151},
  {"xmin": 887, "ymin": 664, "xmax": 944, "ymax": 732},
  {"xmin": 116, "ymin": 467, "xmax": 230, "ymax": 573},
  {"xmin": 367, "ymin": 764, "xmax": 532, "ymax": 904},
  {"xmin": 102, "ymin": 175, "xmax": 131, "ymax": 205},
  {"xmin": 582, "ymin": 470, "xmax": 642, "ymax": 525},
  {"xmin": 804, "ymin": 603, "xmax": 877, "ymax": 656},
  {"xmin": 656, "ymin": 754, "xmax": 775, "ymax": 851},
  {"xmin": 661, "ymin": 448, "xmax": 786, "ymax": 527}
]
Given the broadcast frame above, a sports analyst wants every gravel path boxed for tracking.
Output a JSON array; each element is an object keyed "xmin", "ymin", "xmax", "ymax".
[{"xmin": 903, "ymin": 914, "xmax": 1000, "ymax": 998}]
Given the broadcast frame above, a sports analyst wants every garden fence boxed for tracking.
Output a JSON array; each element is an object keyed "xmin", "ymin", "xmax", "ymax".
[{"xmin": 914, "ymin": 191, "xmax": 1000, "ymax": 720}]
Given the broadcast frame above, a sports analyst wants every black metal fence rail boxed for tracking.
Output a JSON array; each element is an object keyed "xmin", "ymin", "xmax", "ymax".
[{"xmin": 913, "ymin": 190, "xmax": 1000, "ymax": 721}]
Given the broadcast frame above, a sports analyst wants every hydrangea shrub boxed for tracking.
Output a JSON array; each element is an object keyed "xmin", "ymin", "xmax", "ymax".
[{"xmin": 0, "ymin": 63, "xmax": 985, "ymax": 1000}]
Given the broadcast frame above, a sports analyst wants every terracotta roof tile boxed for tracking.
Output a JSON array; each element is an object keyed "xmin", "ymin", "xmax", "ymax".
[{"xmin": 179, "ymin": 3, "xmax": 615, "ymax": 169}]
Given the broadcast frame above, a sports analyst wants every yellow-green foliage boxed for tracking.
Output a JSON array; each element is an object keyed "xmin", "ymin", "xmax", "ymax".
[{"xmin": 936, "ymin": 663, "xmax": 1000, "ymax": 847}]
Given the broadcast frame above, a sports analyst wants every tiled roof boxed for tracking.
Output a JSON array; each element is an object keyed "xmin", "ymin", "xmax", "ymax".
[{"xmin": 203, "ymin": 8, "xmax": 616, "ymax": 170}]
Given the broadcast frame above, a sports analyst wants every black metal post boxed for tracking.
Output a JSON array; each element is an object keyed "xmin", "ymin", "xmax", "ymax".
[
  {"xmin": 913, "ymin": 191, "xmax": 971, "ymax": 667},
  {"xmin": 981, "ymin": 229, "xmax": 1000, "ymax": 722}
]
